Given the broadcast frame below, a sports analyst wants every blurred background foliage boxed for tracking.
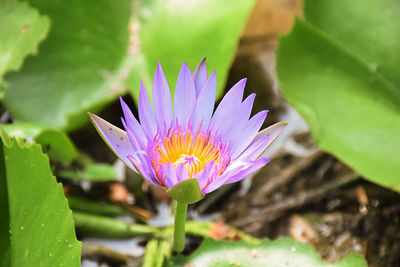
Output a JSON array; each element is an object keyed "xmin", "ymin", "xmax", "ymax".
[
  {"xmin": 277, "ymin": 0, "xmax": 400, "ymax": 195},
  {"xmin": 1, "ymin": 0, "xmax": 399, "ymax": 266},
  {"xmin": 1, "ymin": 0, "xmax": 255, "ymax": 130}
]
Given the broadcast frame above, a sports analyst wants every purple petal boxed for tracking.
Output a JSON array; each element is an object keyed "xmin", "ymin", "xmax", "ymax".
[
  {"xmin": 121, "ymin": 118, "xmax": 140, "ymax": 151},
  {"xmin": 120, "ymin": 97, "xmax": 146, "ymax": 149},
  {"xmin": 203, "ymin": 157, "xmax": 269, "ymax": 193},
  {"xmin": 89, "ymin": 113, "xmax": 134, "ymax": 170},
  {"xmin": 239, "ymin": 122, "xmax": 288, "ymax": 160},
  {"xmin": 123, "ymin": 121, "xmax": 150, "ymax": 166},
  {"xmin": 231, "ymin": 110, "xmax": 268, "ymax": 158},
  {"xmin": 138, "ymin": 82, "xmax": 157, "ymax": 139},
  {"xmin": 194, "ymin": 161, "xmax": 218, "ymax": 191},
  {"xmin": 192, "ymin": 71, "xmax": 217, "ymax": 131},
  {"xmin": 210, "ymin": 78, "xmax": 246, "ymax": 134},
  {"xmin": 220, "ymin": 93, "xmax": 255, "ymax": 140},
  {"xmin": 174, "ymin": 62, "xmax": 196, "ymax": 127},
  {"xmin": 152, "ymin": 62, "xmax": 173, "ymax": 132},
  {"xmin": 122, "ymin": 119, "xmax": 156, "ymax": 179},
  {"xmin": 175, "ymin": 164, "xmax": 190, "ymax": 182},
  {"xmin": 162, "ymin": 162, "xmax": 180, "ymax": 188},
  {"xmin": 192, "ymin": 57, "xmax": 208, "ymax": 96},
  {"xmin": 224, "ymin": 157, "xmax": 270, "ymax": 184},
  {"xmin": 127, "ymin": 154, "xmax": 161, "ymax": 186}
]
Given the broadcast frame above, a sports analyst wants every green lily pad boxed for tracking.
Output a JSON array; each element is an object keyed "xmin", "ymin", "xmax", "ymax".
[
  {"xmin": 128, "ymin": 0, "xmax": 256, "ymax": 100},
  {"xmin": 277, "ymin": 17, "xmax": 400, "ymax": 191},
  {"xmin": 0, "ymin": 0, "xmax": 49, "ymax": 84},
  {"xmin": 304, "ymin": 0, "xmax": 400, "ymax": 88},
  {"xmin": 3, "ymin": 0, "xmax": 131, "ymax": 129},
  {"xmin": 165, "ymin": 238, "xmax": 367, "ymax": 267},
  {"xmin": 167, "ymin": 179, "xmax": 205, "ymax": 204},
  {"xmin": 3, "ymin": 0, "xmax": 255, "ymax": 130},
  {"xmin": 0, "ymin": 132, "xmax": 81, "ymax": 266},
  {"xmin": 1, "ymin": 123, "xmax": 78, "ymax": 165}
]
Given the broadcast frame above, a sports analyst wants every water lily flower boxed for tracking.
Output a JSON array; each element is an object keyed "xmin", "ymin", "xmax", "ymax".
[{"xmin": 89, "ymin": 59, "xmax": 287, "ymax": 197}]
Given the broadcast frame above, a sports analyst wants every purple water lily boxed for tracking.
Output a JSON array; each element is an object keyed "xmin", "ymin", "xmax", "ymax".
[{"xmin": 90, "ymin": 59, "xmax": 286, "ymax": 194}]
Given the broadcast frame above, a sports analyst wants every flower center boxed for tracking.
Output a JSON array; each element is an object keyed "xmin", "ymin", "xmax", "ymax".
[
  {"xmin": 157, "ymin": 128, "xmax": 222, "ymax": 176},
  {"xmin": 173, "ymin": 154, "xmax": 202, "ymax": 174},
  {"xmin": 148, "ymin": 125, "xmax": 231, "ymax": 183}
]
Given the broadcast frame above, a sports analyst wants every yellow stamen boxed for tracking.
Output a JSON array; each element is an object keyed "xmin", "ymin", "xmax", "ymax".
[{"xmin": 156, "ymin": 129, "xmax": 222, "ymax": 177}]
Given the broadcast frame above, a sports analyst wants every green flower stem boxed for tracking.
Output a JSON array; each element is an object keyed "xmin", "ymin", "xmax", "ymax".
[
  {"xmin": 173, "ymin": 200, "xmax": 188, "ymax": 253},
  {"xmin": 142, "ymin": 239, "xmax": 158, "ymax": 267}
]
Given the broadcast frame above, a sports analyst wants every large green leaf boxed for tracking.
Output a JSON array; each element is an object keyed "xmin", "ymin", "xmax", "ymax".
[
  {"xmin": 0, "ymin": 0, "xmax": 49, "ymax": 85},
  {"xmin": 1, "ymin": 123, "xmax": 78, "ymax": 165},
  {"xmin": 128, "ymin": 0, "xmax": 256, "ymax": 100},
  {"xmin": 0, "ymin": 133, "xmax": 81, "ymax": 266},
  {"xmin": 165, "ymin": 238, "xmax": 367, "ymax": 267},
  {"xmin": 3, "ymin": 0, "xmax": 254, "ymax": 130},
  {"xmin": 3, "ymin": 0, "xmax": 131, "ymax": 129},
  {"xmin": 304, "ymin": 0, "xmax": 400, "ymax": 88},
  {"xmin": 277, "ymin": 18, "xmax": 400, "ymax": 190}
]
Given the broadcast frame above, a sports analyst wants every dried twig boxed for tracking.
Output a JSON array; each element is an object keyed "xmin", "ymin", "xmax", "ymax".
[
  {"xmin": 253, "ymin": 150, "xmax": 322, "ymax": 201},
  {"xmin": 232, "ymin": 172, "xmax": 359, "ymax": 227}
]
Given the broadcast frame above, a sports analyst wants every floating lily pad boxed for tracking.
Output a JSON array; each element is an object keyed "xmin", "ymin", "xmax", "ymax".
[
  {"xmin": 277, "ymin": 15, "xmax": 400, "ymax": 191},
  {"xmin": 165, "ymin": 238, "xmax": 367, "ymax": 267},
  {"xmin": 0, "ymin": 0, "xmax": 49, "ymax": 85},
  {"xmin": 3, "ymin": 0, "xmax": 255, "ymax": 130},
  {"xmin": 3, "ymin": 0, "xmax": 131, "ymax": 129},
  {"xmin": 304, "ymin": 0, "xmax": 400, "ymax": 88},
  {"xmin": 129, "ymin": 0, "xmax": 256, "ymax": 100}
]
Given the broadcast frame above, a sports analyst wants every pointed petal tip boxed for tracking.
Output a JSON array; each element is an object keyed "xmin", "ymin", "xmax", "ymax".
[
  {"xmin": 231, "ymin": 78, "xmax": 247, "ymax": 93},
  {"xmin": 180, "ymin": 61, "xmax": 192, "ymax": 74},
  {"xmin": 119, "ymin": 97, "xmax": 131, "ymax": 117},
  {"xmin": 197, "ymin": 57, "xmax": 207, "ymax": 66},
  {"xmin": 193, "ymin": 58, "xmax": 207, "ymax": 76},
  {"xmin": 88, "ymin": 112, "xmax": 98, "ymax": 126},
  {"xmin": 119, "ymin": 96, "xmax": 125, "ymax": 105},
  {"xmin": 257, "ymin": 110, "xmax": 269, "ymax": 116},
  {"xmin": 88, "ymin": 112, "xmax": 139, "ymax": 171},
  {"xmin": 267, "ymin": 121, "xmax": 289, "ymax": 137},
  {"xmin": 247, "ymin": 93, "xmax": 256, "ymax": 101},
  {"xmin": 139, "ymin": 81, "xmax": 146, "ymax": 93},
  {"xmin": 155, "ymin": 62, "xmax": 164, "ymax": 75},
  {"xmin": 120, "ymin": 97, "xmax": 133, "ymax": 113},
  {"xmin": 261, "ymin": 156, "xmax": 271, "ymax": 164},
  {"xmin": 120, "ymin": 116, "xmax": 126, "ymax": 128},
  {"xmin": 278, "ymin": 121, "xmax": 289, "ymax": 127},
  {"xmin": 88, "ymin": 112, "xmax": 101, "ymax": 123}
]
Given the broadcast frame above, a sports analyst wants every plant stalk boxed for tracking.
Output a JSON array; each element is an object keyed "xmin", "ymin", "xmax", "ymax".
[{"xmin": 173, "ymin": 201, "xmax": 188, "ymax": 253}]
